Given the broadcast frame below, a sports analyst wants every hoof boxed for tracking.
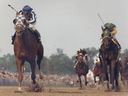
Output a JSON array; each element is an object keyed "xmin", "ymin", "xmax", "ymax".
[
  {"xmin": 114, "ymin": 87, "xmax": 120, "ymax": 92},
  {"xmin": 79, "ymin": 87, "xmax": 83, "ymax": 90},
  {"xmin": 30, "ymin": 83, "xmax": 42, "ymax": 92},
  {"xmin": 104, "ymin": 89, "xmax": 110, "ymax": 92},
  {"xmin": 14, "ymin": 87, "xmax": 23, "ymax": 93},
  {"xmin": 111, "ymin": 86, "xmax": 115, "ymax": 90},
  {"xmin": 18, "ymin": 87, "xmax": 23, "ymax": 91},
  {"xmin": 39, "ymin": 75, "xmax": 44, "ymax": 80}
]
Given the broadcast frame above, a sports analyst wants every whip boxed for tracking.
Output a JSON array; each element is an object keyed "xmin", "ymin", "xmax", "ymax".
[
  {"xmin": 97, "ymin": 13, "xmax": 105, "ymax": 26},
  {"xmin": 8, "ymin": 4, "xmax": 18, "ymax": 13}
]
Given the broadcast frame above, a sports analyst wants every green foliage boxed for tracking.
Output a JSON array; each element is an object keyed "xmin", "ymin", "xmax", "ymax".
[
  {"xmin": 0, "ymin": 54, "xmax": 16, "ymax": 71},
  {"xmin": 84, "ymin": 47, "xmax": 98, "ymax": 69},
  {"xmin": 1, "ymin": 47, "xmax": 128, "ymax": 75},
  {"xmin": 48, "ymin": 50, "xmax": 74, "ymax": 74}
]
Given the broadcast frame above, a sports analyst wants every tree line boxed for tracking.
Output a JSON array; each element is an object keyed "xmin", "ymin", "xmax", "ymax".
[{"xmin": 0, "ymin": 47, "xmax": 128, "ymax": 75}]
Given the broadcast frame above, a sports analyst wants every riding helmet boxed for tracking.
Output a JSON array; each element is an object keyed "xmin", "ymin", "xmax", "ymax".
[
  {"xmin": 22, "ymin": 5, "xmax": 33, "ymax": 13},
  {"xmin": 104, "ymin": 23, "xmax": 116, "ymax": 32}
]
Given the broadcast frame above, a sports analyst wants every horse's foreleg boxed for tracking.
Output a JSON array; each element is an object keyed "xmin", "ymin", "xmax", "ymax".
[
  {"xmin": 84, "ymin": 75, "xmax": 88, "ymax": 86},
  {"xmin": 78, "ymin": 75, "xmax": 82, "ymax": 89},
  {"xmin": 37, "ymin": 57, "xmax": 43, "ymax": 79},
  {"xmin": 30, "ymin": 60, "xmax": 42, "ymax": 92},
  {"xmin": 94, "ymin": 76, "xmax": 96, "ymax": 83},
  {"xmin": 16, "ymin": 58, "xmax": 24, "ymax": 91},
  {"xmin": 110, "ymin": 61, "xmax": 116, "ymax": 90},
  {"xmin": 114, "ymin": 63, "xmax": 120, "ymax": 91},
  {"xmin": 30, "ymin": 61, "xmax": 36, "ymax": 84},
  {"xmin": 37, "ymin": 44, "xmax": 44, "ymax": 79}
]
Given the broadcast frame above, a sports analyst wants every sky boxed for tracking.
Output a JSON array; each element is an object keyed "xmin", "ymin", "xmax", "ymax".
[{"xmin": 0, "ymin": 0, "xmax": 128, "ymax": 57}]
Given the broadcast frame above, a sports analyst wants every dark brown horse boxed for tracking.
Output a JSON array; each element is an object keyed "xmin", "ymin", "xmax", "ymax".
[
  {"xmin": 13, "ymin": 13, "xmax": 44, "ymax": 91},
  {"xmin": 119, "ymin": 57, "xmax": 128, "ymax": 87},
  {"xmin": 75, "ymin": 54, "xmax": 89, "ymax": 89},
  {"xmin": 99, "ymin": 35, "xmax": 120, "ymax": 91}
]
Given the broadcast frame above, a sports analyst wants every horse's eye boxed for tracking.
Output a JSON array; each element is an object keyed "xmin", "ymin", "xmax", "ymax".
[{"xmin": 13, "ymin": 19, "xmax": 17, "ymax": 24}]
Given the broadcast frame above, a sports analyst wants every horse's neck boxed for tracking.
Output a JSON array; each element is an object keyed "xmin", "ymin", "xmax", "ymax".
[{"xmin": 15, "ymin": 29, "xmax": 31, "ymax": 48}]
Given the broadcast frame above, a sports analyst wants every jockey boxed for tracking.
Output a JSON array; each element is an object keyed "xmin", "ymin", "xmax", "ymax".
[
  {"xmin": 82, "ymin": 49, "xmax": 88, "ymax": 62},
  {"xmin": 101, "ymin": 23, "xmax": 121, "ymax": 50},
  {"xmin": 75, "ymin": 48, "xmax": 82, "ymax": 60},
  {"xmin": 74, "ymin": 49, "xmax": 88, "ymax": 68},
  {"xmin": 12, "ymin": 5, "xmax": 41, "ymax": 44}
]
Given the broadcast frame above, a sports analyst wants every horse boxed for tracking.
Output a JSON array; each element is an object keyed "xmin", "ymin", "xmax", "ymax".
[
  {"xmin": 99, "ymin": 34, "xmax": 120, "ymax": 91},
  {"xmin": 92, "ymin": 59, "xmax": 103, "ymax": 84},
  {"xmin": 119, "ymin": 57, "xmax": 128, "ymax": 88},
  {"xmin": 74, "ymin": 54, "xmax": 89, "ymax": 89},
  {"xmin": 13, "ymin": 12, "xmax": 44, "ymax": 92}
]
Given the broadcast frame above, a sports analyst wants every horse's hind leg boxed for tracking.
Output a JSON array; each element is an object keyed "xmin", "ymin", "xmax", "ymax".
[{"xmin": 37, "ymin": 44, "xmax": 44, "ymax": 79}]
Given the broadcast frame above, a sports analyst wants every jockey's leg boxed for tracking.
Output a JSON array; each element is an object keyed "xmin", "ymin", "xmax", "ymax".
[
  {"xmin": 12, "ymin": 33, "xmax": 16, "ymax": 44},
  {"xmin": 112, "ymin": 38, "xmax": 121, "ymax": 50},
  {"xmin": 34, "ymin": 30, "xmax": 41, "ymax": 42},
  {"xmin": 29, "ymin": 24, "xmax": 41, "ymax": 43}
]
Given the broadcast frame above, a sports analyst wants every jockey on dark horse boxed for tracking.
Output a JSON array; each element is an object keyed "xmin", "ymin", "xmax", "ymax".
[
  {"xmin": 74, "ymin": 49, "xmax": 88, "ymax": 68},
  {"xmin": 12, "ymin": 5, "xmax": 41, "ymax": 44},
  {"xmin": 101, "ymin": 23, "xmax": 121, "ymax": 50}
]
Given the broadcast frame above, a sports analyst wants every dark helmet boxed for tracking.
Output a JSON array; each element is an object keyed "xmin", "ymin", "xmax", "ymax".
[
  {"xmin": 104, "ymin": 23, "xmax": 116, "ymax": 32},
  {"xmin": 22, "ymin": 5, "xmax": 33, "ymax": 13},
  {"xmin": 82, "ymin": 49, "xmax": 87, "ymax": 55}
]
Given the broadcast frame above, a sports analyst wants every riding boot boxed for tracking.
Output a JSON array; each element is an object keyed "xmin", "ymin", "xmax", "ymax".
[
  {"xmin": 29, "ymin": 27, "xmax": 41, "ymax": 43},
  {"xmin": 12, "ymin": 33, "xmax": 16, "ymax": 44},
  {"xmin": 34, "ymin": 30, "xmax": 41, "ymax": 43},
  {"xmin": 112, "ymin": 38, "xmax": 121, "ymax": 50}
]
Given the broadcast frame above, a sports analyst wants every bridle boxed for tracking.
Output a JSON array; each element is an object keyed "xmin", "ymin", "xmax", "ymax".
[{"xmin": 14, "ymin": 13, "xmax": 27, "ymax": 36}]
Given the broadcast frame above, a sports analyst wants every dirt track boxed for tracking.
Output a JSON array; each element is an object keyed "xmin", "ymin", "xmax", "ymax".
[{"xmin": 0, "ymin": 86, "xmax": 128, "ymax": 96}]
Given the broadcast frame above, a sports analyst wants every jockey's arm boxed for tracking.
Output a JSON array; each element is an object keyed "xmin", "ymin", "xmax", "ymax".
[{"xmin": 28, "ymin": 11, "xmax": 36, "ymax": 24}]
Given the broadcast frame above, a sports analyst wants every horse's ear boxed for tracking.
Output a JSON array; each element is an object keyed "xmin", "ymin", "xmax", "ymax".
[{"xmin": 13, "ymin": 19, "xmax": 16, "ymax": 24}]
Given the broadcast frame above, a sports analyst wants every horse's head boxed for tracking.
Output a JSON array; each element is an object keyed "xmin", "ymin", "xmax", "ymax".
[
  {"xmin": 101, "ymin": 27, "xmax": 113, "ymax": 49},
  {"xmin": 13, "ymin": 12, "xmax": 28, "ymax": 34},
  {"xmin": 102, "ymin": 36, "xmax": 112, "ymax": 49}
]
